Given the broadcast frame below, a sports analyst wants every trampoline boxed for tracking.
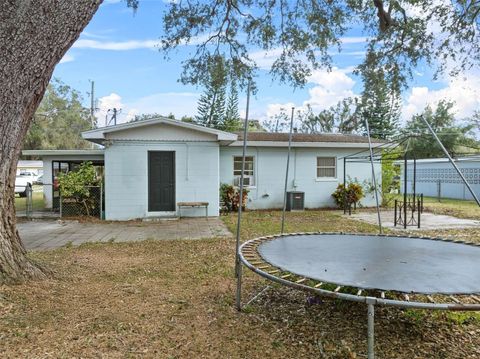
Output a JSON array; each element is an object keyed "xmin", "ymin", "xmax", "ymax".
[
  {"xmin": 233, "ymin": 86, "xmax": 480, "ymax": 359},
  {"xmin": 240, "ymin": 233, "xmax": 480, "ymax": 308},
  {"xmin": 238, "ymin": 233, "xmax": 480, "ymax": 358}
]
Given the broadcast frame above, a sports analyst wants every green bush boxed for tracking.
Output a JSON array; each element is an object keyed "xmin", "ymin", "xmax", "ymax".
[
  {"xmin": 332, "ymin": 181, "xmax": 364, "ymax": 209},
  {"xmin": 381, "ymin": 157, "xmax": 401, "ymax": 207},
  {"xmin": 57, "ymin": 161, "xmax": 100, "ymax": 216}
]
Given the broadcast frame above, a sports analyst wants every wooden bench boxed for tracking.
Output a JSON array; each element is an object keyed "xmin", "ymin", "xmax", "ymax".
[{"xmin": 177, "ymin": 202, "xmax": 209, "ymax": 218}]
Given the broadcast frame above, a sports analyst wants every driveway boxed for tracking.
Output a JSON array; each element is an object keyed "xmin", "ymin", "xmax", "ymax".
[{"xmin": 17, "ymin": 218, "xmax": 232, "ymax": 251}]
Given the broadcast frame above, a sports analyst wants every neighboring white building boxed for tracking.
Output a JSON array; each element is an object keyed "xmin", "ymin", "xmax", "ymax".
[
  {"xmin": 401, "ymin": 156, "xmax": 480, "ymax": 201},
  {"xmin": 16, "ymin": 160, "xmax": 43, "ymax": 177},
  {"xmin": 24, "ymin": 118, "xmax": 383, "ymax": 220}
]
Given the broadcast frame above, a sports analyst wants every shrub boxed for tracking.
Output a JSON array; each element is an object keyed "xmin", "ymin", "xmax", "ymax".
[
  {"xmin": 332, "ymin": 181, "xmax": 364, "ymax": 209},
  {"xmin": 57, "ymin": 161, "xmax": 100, "ymax": 216},
  {"xmin": 220, "ymin": 183, "xmax": 249, "ymax": 213},
  {"xmin": 381, "ymin": 157, "xmax": 401, "ymax": 207}
]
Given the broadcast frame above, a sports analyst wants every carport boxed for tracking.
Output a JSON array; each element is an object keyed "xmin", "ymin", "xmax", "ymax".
[{"xmin": 21, "ymin": 149, "xmax": 104, "ymax": 213}]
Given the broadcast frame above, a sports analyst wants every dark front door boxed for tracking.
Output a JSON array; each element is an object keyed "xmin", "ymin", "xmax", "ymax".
[{"xmin": 148, "ymin": 151, "xmax": 175, "ymax": 211}]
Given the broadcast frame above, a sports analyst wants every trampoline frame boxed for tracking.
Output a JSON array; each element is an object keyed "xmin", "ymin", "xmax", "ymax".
[{"xmin": 237, "ymin": 232, "xmax": 480, "ymax": 359}]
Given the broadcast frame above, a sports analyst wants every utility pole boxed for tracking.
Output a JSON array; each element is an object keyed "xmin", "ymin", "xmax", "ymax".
[{"xmin": 88, "ymin": 80, "xmax": 97, "ymax": 129}]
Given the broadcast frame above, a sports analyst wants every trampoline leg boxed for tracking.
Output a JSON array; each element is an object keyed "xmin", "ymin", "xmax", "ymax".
[
  {"xmin": 235, "ymin": 261, "xmax": 243, "ymax": 311},
  {"xmin": 367, "ymin": 302, "xmax": 375, "ymax": 359}
]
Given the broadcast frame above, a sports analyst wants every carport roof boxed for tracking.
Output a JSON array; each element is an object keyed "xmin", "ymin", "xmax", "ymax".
[{"xmin": 22, "ymin": 149, "xmax": 104, "ymax": 157}]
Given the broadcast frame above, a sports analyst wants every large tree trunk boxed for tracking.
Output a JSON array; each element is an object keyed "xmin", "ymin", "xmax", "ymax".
[{"xmin": 0, "ymin": 0, "xmax": 102, "ymax": 283}]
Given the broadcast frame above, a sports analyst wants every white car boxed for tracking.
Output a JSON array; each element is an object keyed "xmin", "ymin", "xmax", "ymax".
[{"xmin": 15, "ymin": 174, "xmax": 33, "ymax": 197}]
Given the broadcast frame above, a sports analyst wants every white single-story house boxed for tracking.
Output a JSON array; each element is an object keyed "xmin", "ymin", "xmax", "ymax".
[{"xmin": 23, "ymin": 118, "xmax": 382, "ymax": 220}]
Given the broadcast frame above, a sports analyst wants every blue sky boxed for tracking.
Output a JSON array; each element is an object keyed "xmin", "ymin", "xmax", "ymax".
[{"xmin": 53, "ymin": 0, "xmax": 480, "ymax": 127}]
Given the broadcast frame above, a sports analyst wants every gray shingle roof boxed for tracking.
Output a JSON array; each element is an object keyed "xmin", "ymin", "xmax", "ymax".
[{"xmin": 236, "ymin": 132, "xmax": 384, "ymax": 143}]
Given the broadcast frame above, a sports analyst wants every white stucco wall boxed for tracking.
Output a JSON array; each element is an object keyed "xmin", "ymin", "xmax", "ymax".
[
  {"xmin": 219, "ymin": 146, "xmax": 381, "ymax": 209},
  {"xmin": 106, "ymin": 123, "xmax": 217, "ymax": 142},
  {"xmin": 105, "ymin": 141, "xmax": 220, "ymax": 220}
]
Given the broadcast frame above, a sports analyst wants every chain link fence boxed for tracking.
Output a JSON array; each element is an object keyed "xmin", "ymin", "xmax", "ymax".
[
  {"xmin": 15, "ymin": 183, "xmax": 59, "ymax": 219},
  {"xmin": 59, "ymin": 185, "xmax": 103, "ymax": 219},
  {"xmin": 15, "ymin": 183, "xmax": 103, "ymax": 220}
]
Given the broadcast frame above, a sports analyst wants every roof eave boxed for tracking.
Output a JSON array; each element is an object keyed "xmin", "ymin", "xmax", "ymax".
[
  {"xmin": 226, "ymin": 141, "xmax": 384, "ymax": 148},
  {"xmin": 81, "ymin": 118, "xmax": 238, "ymax": 143}
]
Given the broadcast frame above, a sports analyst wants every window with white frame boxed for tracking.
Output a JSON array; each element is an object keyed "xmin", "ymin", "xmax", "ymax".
[
  {"xmin": 233, "ymin": 156, "xmax": 255, "ymax": 187},
  {"xmin": 317, "ymin": 157, "xmax": 337, "ymax": 178}
]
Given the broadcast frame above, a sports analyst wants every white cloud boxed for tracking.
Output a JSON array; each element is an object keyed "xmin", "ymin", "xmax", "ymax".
[
  {"xmin": 81, "ymin": 31, "xmax": 114, "ymax": 40},
  {"xmin": 403, "ymin": 73, "xmax": 480, "ymax": 121},
  {"xmin": 73, "ymin": 39, "xmax": 158, "ymax": 51},
  {"xmin": 339, "ymin": 36, "xmax": 368, "ymax": 44},
  {"xmin": 249, "ymin": 37, "xmax": 367, "ymax": 71},
  {"xmin": 257, "ymin": 67, "xmax": 358, "ymax": 124},
  {"xmin": 127, "ymin": 92, "xmax": 200, "ymax": 119},
  {"xmin": 265, "ymin": 102, "xmax": 297, "ymax": 119},
  {"xmin": 95, "ymin": 92, "xmax": 201, "ymax": 126},
  {"xmin": 249, "ymin": 48, "xmax": 283, "ymax": 70},
  {"xmin": 72, "ymin": 34, "xmax": 211, "ymax": 51},
  {"xmin": 304, "ymin": 67, "xmax": 357, "ymax": 111},
  {"xmin": 59, "ymin": 53, "xmax": 74, "ymax": 64}
]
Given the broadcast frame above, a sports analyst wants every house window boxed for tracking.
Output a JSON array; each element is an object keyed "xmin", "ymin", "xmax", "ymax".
[
  {"xmin": 233, "ymin": 156, "xmax": 255, "ymax": 187},
  {"xmin": 317, "ymin": 157, "xmax": 337, "ymax": 178}
]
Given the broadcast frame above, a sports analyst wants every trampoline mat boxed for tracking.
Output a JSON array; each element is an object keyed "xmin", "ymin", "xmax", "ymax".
[{"xmin": 257, "ymin": 234, "xmax": 480, "ymax": 294}]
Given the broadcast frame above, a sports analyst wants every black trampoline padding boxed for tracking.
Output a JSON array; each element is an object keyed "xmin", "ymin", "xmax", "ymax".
[{"xmin": 257, "ymin": 234, "xmax": 480, "ymax": 294}]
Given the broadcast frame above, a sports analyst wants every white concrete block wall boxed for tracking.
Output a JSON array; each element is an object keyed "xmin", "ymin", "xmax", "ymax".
[
  {"xmin": 403, "ymin": 160, "xmax": 480, "ymax": 201},
  {"xmin": 219, "ymin": 146, "xmax": 381, "ymax": 209},
  {"xmin": 105, "ymin": 141, "xmax": 219, "ymax": 220}
]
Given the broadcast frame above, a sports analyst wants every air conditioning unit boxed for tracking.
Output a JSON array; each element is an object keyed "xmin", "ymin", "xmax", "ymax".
[
  {"xmin": 234, "ymin": 176, "xmax": 254, "ymax": 187},
  {"xmin": 286, "ymin": 191, "xmax": 305, "ymax": 211}
]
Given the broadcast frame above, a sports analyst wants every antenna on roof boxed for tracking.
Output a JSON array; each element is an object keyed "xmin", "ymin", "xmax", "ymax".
[{"xmin": 106, "ymin": 108, "xmax": 121, "ymax": 127}]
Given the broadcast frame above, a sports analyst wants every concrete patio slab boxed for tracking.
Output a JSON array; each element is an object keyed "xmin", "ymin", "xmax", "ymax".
[
  {"xmin": 348, "ymin": 210, "xmax": 480, "ymax": 231},
  {"xmin": 18, "ymin": 218, "xmax": 232, "ymax": 251}
]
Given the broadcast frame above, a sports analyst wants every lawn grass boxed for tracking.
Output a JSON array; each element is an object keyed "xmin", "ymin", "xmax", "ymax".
[
  {"xmin": 0, "ymin": 210, "xmax": 479, "ymax": 358},
  {"xmin": 421, "ymin": 196, "xmax": 480, "ymax": 220},
  {"xmin": 14, "ymin": 188, "xmax": 45, "ymax": 212}
]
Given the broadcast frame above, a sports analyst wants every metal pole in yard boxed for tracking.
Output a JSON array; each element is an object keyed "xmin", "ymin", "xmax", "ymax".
[
  {"xmin": 26, "ymin": 185, "xmax": 32, "ymax": 219},
  {"xmin": 437, "ymin": 180, "xmax": 441, "ymax": 202},
  {"xmin": 413, "ymin": 157, "xmax": 417, "ymax": 212},
  {"xmin": 100, "ymin": 183, "xmax": 103, "ymax": 220},
  {"xmin": 418, "ymin": 198, "xmax": 421, "ymax": 228},
  {"xmin": 235, "ymin": 80, "xmax": 251, "ymax": 311},
  {"xmin": 367, "ymin": 301, "xmax": 375, "ymax": 359},
  {"xmin": 364, "ymin": 117, "xmax": 382, "ymax": 234},
  {"xmin": 421, "ymin": 115, "xmax": 480, "ymax": 207},
  {"xmin": 59, "ymin": 191, "xmax": 63, "ymax": 218},
  {"xmin": 394, "ymin": 199, "xmax": 397, "ymax": 226},
  {"xmin": 343, "ymin": 157, "xmax": 347, "ymax": 214},
  {"xmin": 281, "ymin": 107, "xmax": 295, "ymax": 234},
  {"xmin": 404, "ymin": 154, "xmax": 407, "ymax": 229}
]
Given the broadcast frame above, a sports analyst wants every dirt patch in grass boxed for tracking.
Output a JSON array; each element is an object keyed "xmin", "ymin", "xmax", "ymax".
[{"xmin": 1, "ymin": 210, "xmax": 479, "ymax": 358}]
